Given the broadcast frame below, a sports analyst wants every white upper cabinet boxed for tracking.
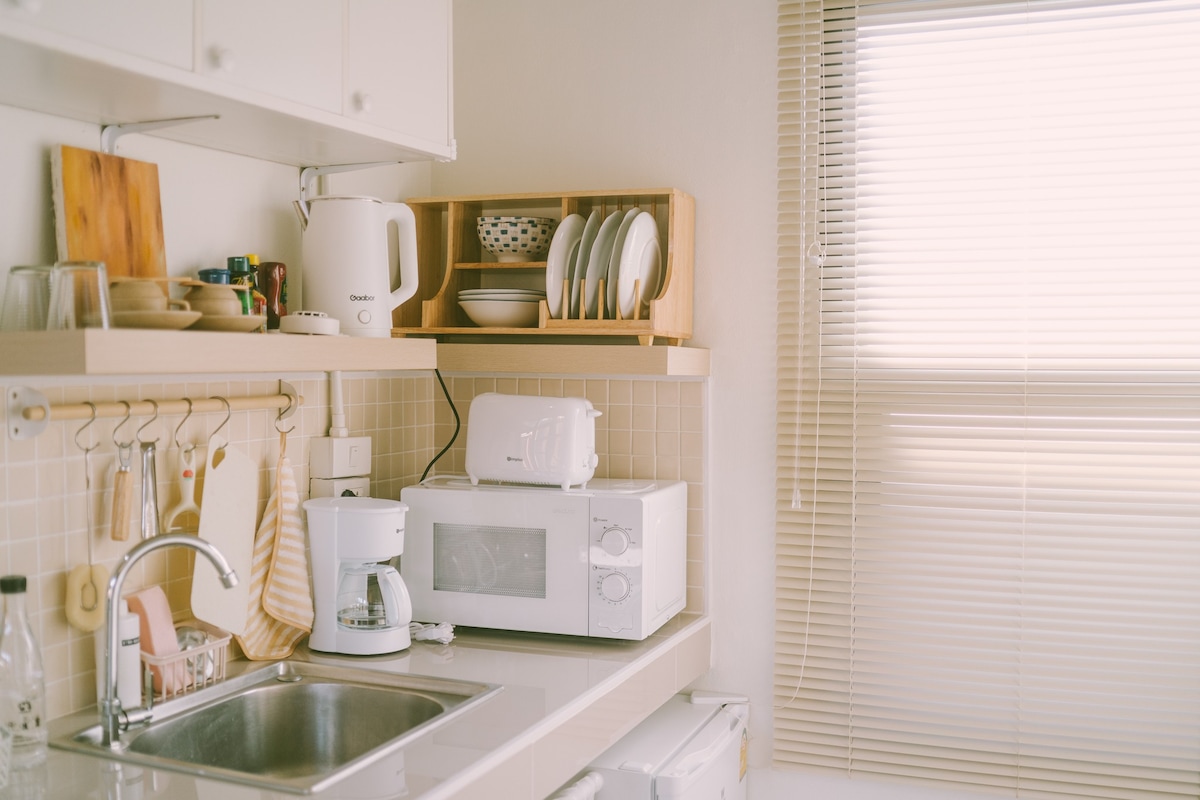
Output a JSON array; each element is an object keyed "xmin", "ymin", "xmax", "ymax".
[
  {"xmin": 0, "ymin": 0, "xmax": 193, "ymax": 69},
  {"xmin": 0, "ymin": 0, "xmax": 455, "ymax": 165},
  {"xmin": 199, "ymin": 0, "xmax": 342, "ymax": 114},
  {"xmin": 345, "ymin": 0, "xmax": 453, "ymax": 154}
]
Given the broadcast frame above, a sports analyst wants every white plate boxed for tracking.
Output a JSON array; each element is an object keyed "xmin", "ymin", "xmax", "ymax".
[
  {"xmin": 544, "ymin": 214, "xmax": 584, "ymax": 319},
  {"xmin": 606, "ymin": 207, "xmax": 641, "ymax": 319},
  {"xmin": 584, "ymin": 210, "xmax": 624, "ymax": 318},
  {"xmin": 459, "ymin": 289, "xmax": 546, "ymax": 300},
  {"xmin": 570, "ymin": 210, "xmax": 601, "ymax": 318},
  {"xmin": 459, "ymin": 288, "xmax": 545, "ymax": 296},
  {"xmin": 617, "ymin": 212, "xmax": 661, "ymax": 319},
  {"xmin": 458, "ymin": 292, "xmax": 545, "ymax": 302}
]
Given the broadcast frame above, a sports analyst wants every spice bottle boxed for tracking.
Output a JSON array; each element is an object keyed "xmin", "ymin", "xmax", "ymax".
[
  {"xmin": 0, "ymin": 575, "xmax": 47, "ymax": 769},
  {"xmin": 258, "ymin": 261, "xmax": 288, "ymax": 330}
]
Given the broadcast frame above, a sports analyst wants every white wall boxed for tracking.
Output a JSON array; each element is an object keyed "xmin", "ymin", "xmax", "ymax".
[{"xmin": 435, "ymin": 0, "xmax": 790, "ymax": 793}]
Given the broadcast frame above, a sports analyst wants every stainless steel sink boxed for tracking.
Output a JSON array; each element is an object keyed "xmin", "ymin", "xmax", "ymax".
[{"xmin": 50, "ymin": 660, "xmax": 501, "ymax": 795}]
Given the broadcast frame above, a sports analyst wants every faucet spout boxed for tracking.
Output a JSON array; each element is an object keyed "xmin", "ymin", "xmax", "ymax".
[{"xmin": 100, "ymin": 534, "xmax": 239, "ymax": 747}]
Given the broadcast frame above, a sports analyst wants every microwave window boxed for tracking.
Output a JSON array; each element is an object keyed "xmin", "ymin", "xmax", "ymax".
[{"xmin": 432, "ymin": 523, "xmax": 547, "ymax": 599}]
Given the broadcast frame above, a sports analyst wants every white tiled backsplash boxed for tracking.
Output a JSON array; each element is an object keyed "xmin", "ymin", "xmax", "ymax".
[{"xmin": 0, "ymin": 372, "xmax": 706, "ymax": 719}]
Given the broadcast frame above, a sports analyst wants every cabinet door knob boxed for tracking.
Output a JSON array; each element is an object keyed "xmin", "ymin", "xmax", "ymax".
[
  {"xmin": 354, "ymin": 92, "xmax": 374, "ymax": 114},
  {"xmin": 210, "ymin": 47, "xmax": 235, "ymax": 73}
]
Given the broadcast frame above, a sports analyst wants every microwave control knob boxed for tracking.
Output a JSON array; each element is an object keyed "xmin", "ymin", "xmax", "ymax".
[
  {"xmin": 600, "ymin": 527, "xmax": 630, "ymax": 556},
  {"xmin": 600, "ymin": 572, "xmax": 631, "ymax": 603}
]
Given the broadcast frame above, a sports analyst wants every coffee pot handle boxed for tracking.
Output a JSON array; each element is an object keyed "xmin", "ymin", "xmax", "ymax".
[
  {"xmin": 377, "ymin": 566, "xmax": 413, "ymax": 628},
  {"xmin": 385, "ymin": 203, "xmax": 420, "ymax": 310}
]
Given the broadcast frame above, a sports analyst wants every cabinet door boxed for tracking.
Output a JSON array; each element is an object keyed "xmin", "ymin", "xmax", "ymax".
[
  {"xmin": 199, "ymin": 0, "xmax": 341, "ymax": 113},
  {"xmin": 345, "ymin": 0, "xmax": 452, "ymax": 150},
  {"xmin": 0, "ymin": 0, "xmax": 193, "ymax": 69}
]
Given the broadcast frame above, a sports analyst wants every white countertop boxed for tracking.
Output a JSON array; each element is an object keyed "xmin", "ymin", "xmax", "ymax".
[{"xmin": 30, "ymin": 613, "xmax": 711, "ymax": 800}]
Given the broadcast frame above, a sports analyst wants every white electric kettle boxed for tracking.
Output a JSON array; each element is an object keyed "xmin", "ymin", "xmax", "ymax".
[{"xmin": 298, "ymin": 195, "xmax": 420, "ymax": 338}]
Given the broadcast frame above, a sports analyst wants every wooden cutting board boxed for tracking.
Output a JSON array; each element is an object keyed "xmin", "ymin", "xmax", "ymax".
[{"xmin": 51, "ymin": 145, "xmax": 167, "ymax": 278}]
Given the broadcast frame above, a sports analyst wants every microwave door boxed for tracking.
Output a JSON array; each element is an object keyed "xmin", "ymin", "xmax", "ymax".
[{"xmin": 404, "ymin": 489, "xmax": 590, "ymax": 635}]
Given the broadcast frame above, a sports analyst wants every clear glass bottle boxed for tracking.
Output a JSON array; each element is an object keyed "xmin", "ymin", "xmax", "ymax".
[{"xmin": 0, "ymin": 575, "xmax": 47, "ymax": 769}]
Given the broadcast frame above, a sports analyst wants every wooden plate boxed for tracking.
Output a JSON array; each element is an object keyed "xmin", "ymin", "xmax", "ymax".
[
  {"xmin": 189, "ymin": 315, "xmax": 266, "ymax": 332},
  {"xmin": 113, "ymin": 310, "xmax": 202, "ymax": 330}
]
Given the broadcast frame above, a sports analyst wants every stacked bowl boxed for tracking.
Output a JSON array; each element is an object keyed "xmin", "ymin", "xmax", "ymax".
[{"xmin": 458, "ymin": 288, "xmax": 545, "ymax": 328}]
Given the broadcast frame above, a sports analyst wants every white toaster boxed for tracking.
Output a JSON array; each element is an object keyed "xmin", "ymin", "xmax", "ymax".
[{"xmin": 465, "ymin": 393, "xmax": 602, "ymax": 489}]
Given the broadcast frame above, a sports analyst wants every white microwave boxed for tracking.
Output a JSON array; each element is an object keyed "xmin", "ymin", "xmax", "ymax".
[{"xmin": 399, "ymin": 476, "xmax": 688, "ymax": 640}]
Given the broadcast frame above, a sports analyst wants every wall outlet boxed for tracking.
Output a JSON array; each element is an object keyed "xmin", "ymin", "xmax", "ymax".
[
  {"xmin": 309, "ymin": 476, "xmax": 371, "ymax": 498},
  {"xmin": 309, "ymin": 436, "xmax": 371, "ymax": 479}
]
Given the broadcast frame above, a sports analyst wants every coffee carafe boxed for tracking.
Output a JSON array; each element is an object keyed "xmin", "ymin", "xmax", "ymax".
[
  {"xmin": 304, "ymin": 496, "xmax": 412, "ymax": 655},
  {"xmin": 336, "ymin": 564, "xmax": 410, "ymax": 630}
]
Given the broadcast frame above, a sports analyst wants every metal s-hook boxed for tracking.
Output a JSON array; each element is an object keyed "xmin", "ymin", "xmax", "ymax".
[
  {"xmin": 112, "ymin": 402, "xmax": 134, "ymax": 449},
  {"xmin": 173, "ymin": 398, "xmax": 194, "ymax": 452},
  {"xmin": 212, "ymin": 397, "xmax": 231, "ymax": 452},
  {"xmin": 136, "ymin": 400, "xmax": 160, "ymax": 444},
  {"xmin": 275, "ymin": 393, "xmax": 296, "ymax": 434},
  {"xmin": 74, "ymin": 401, "xmax": 99, "ymax": 454}
]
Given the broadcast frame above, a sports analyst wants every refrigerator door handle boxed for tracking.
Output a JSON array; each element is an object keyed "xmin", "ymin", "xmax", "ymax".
[{"xmin": 662, "ymin": 712, "xmax": 745, "ymax": 779}]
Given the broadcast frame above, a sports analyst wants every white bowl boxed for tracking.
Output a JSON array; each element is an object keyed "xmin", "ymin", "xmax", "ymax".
[
  {"xmin": 476, "ymin": 216, "xmax": 556, "ymax": 263},
  {"xmin": 459, "ymin": 298, "xmax": 541, "ymax": 328}
]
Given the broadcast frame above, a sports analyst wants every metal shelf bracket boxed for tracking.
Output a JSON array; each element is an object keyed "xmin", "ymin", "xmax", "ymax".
[{"xmin": 100, "ymin": 115, "xmax": 221, "ymax": 154}]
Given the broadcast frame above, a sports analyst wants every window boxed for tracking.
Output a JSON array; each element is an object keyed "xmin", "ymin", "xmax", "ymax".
[{"xmin": 774, "ymin": 1, "xmax": 1200, "ymax": 798}]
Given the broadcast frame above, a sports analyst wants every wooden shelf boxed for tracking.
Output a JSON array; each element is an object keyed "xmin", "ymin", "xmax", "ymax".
[
  {"xmin": 395, "ymin": 189, "xmax": 694, "ymax": 345},
  {"xmin": 433, "ymin": 343, "xmax": 709, "ymax": 377},
  {"xmin": 0, "ymin": 329, "xmax": 436, "ymax": 376}
]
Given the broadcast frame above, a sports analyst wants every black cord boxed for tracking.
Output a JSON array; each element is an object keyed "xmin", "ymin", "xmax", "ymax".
[{"xmin": 420, "ymin": 368, "xmax": 459, "ymax": 482}]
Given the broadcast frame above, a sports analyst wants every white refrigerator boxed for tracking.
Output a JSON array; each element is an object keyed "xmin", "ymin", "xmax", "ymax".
[{"xmin": 578, "ymin": 692, "xmax": 750, "ymax": 800}]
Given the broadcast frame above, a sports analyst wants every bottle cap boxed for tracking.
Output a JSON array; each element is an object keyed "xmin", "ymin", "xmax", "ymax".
[
  {"xmin": 0, "ymin": 575, "xmax": 27, "ymax": 594},
  {"xmin": 227, "ymin": 255, "xmax": 252, "ymax": 275}
]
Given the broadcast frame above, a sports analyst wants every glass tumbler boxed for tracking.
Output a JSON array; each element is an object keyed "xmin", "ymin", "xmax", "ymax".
[
  {"xmin": 47, "ymin": 261, "xmax": 112, "ymax": 329},
  {"xmin": 0, "ymin": 266, "xmax": 54, "ymax": 331}
]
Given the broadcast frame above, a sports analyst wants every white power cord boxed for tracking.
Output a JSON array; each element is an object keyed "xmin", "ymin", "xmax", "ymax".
[{"xmin": 409, "ymin": 621, "xmax": 455, "ymax": 645}]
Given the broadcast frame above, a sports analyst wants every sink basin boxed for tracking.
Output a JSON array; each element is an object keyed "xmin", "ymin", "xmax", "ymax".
[{"xmin": 50, "ymin": 660, "xmax": 501, "ymax": 795}]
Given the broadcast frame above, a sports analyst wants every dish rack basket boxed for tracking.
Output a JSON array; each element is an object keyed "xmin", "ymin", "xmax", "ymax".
[
  {"xmin": 140, "ymin": 619, "xmax": 231, "ymax": 701},
  {"xmin": 394, "ymin": 188, "xmax": 694, "ymax": 346}
]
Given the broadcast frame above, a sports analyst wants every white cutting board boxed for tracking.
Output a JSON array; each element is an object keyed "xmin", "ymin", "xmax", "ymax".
[{"xmin": 191, "ymin": 440, "xmax": 257, "ymax": 636}]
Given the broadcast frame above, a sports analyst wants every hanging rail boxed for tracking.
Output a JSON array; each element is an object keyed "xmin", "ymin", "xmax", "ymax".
[{"xmin": 7, "ymin": 381, "xmax": 300, "ymax": 440}]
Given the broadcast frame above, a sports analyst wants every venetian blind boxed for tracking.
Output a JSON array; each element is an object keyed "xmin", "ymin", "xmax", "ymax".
[{"xmin": 774, "ymin": 1, "xmax": 1200, "ymax": 798}]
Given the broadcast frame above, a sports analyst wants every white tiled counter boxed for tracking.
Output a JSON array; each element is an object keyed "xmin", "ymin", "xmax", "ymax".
[{"xmin": 35, "ymin": 613, "xmax": 711, "ymax": 800}]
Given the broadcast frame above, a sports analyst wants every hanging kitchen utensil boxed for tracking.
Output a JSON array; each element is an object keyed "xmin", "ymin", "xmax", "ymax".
[
  {"xmin": 65, "ymin": 404, "xmax": 109, "ymax": 633},
  {"xmin": 163, "ymin": 399, "xmax": 200, "ymax": 532},
  {"xmin": 110, "ymin": 402, "xmax": 134, "ymax": 542},
  {"xmin": 190, "ymin": 398, "xmax": 256, "ymax": 636},
  {"xmin": 51, "ymin": 145, "xmax": 167, "ymax": 278},
  {"xmin": 138, "ymin": 400, "xmax": 162, "ymax": 540},
  {"xmin": 237, "ymin": 405, "xmax": 312, "ymax": 660}
]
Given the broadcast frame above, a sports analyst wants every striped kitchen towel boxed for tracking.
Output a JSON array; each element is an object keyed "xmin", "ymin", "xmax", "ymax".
[{"xmin": 235, "ymin": 452, "xmax": 313, "ymax": 660}]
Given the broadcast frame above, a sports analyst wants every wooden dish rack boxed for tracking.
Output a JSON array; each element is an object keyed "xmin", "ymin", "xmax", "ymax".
[{"xmin": 392, "ymin": 188, "xmax": 694, "ymax": 345}]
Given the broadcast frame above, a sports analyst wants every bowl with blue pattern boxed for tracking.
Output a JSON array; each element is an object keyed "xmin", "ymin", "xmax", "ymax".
[{"xmin": 476, "ymin": 216, "xmax": 556, "ymax": 263}]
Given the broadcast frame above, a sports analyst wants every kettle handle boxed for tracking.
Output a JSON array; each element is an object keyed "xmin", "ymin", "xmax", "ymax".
[
  {"xmin": 377, "ymin": 566, "xmax": 412, "ymax": 628},
  {"xmin": 384, "ymin": 203, "xmax": 420, "ymax": 310}
]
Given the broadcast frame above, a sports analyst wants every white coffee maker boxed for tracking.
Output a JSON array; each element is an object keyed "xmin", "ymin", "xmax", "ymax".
[{"xmin": 304, "ymin": 496, "xmax": 413, "ymax": 655}]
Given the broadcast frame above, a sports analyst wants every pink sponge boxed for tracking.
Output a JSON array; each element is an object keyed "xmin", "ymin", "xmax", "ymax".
[{"xmin": 125, "ymin": 586, "xmax": 180, "ymax": 694}]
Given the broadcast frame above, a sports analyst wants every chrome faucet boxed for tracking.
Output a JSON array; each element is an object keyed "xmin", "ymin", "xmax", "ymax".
[{"xmin": 100, "ymin": 534, "xmax": 239, "ymax": 747}]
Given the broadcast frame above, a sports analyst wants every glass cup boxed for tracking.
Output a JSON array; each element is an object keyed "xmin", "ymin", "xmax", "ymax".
[
  {"xmin": 1, "ymin": 265, "xmax": 54, "ymax": 331},
  {"xmin": 47, "ymin": 261, "xmax": 112, "ymax": 330}
]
